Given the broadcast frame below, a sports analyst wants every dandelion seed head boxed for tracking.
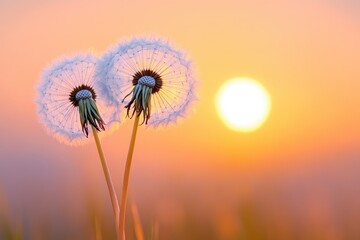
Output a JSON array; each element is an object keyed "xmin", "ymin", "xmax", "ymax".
[
  {"xmin": 132, "ymin": 69, "xmax": 163, "ymax": 93},
  {"xmin": 138, "ymin": 76, "xmax": 156, "ymax": 88},
  {"xmin": 76, "ymin": 89, "xmax": 93, "ymax": 100},
  {"xmin": 37, "ymin": 53, "xmax": 121, "ymax": 146},
  {"xmin": 96, "ymin": 37, "xmax": 197, "ymax": 127},
  {"xmin": 69, "ymin": 84, "xmax": 97, "ymax": 107}
]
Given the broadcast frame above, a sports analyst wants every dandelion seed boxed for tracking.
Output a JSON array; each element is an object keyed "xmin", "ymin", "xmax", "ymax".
[
  {"xmin": 37, "ymin": 54, "xmax": 121, "ymax": 145},
  {"xmin": 95, "ymin": 37, "xmax": 198, "ymax": 240},
  {"xmin": 96, "ymin": 37, "xmax": 197, "ymax": 127}
]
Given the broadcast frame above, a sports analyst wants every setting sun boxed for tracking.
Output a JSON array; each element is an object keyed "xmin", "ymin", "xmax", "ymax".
[{"xmin": 216, "ymin": 78, "xmax": 271, "ymax": 132}]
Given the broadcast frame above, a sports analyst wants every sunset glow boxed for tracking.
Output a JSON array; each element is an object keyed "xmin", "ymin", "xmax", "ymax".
[{"xmin": 1, "ymin": 0, "xmax": 360, "ymax": 239}]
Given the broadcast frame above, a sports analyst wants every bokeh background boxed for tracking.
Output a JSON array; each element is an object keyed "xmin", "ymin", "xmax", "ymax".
[{"xmin": 1, "ymin": 0, "xmax": 360, "ymax": 239}]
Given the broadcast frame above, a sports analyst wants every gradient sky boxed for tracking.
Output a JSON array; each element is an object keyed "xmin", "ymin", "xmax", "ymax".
[{"xmin": 1, "ymin": 0, "xmax": 360, "ymax": 238}]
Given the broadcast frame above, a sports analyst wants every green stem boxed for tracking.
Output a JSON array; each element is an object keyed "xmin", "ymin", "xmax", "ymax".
[
  {"xmin": 91, "ymin": 125, "xmax": 120, "ymax": 240},
  {"xmin": 119, "ymin": 114, "xmax": 140, "ymax": 240}
]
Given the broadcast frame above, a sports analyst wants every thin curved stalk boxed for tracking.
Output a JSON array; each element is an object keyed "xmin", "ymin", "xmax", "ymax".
[
  {"xmin": 91, "ymin": 125, "xmax": 120, "ymax": 240},
  {"xmin": 119, "ymin": 114, "xmax": 140, "ymax": 240}
]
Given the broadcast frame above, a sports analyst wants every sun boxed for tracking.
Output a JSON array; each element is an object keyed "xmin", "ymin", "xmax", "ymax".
[{"xmin": 216, "ymin": 78, "xmax": 271, "ymax": 132}]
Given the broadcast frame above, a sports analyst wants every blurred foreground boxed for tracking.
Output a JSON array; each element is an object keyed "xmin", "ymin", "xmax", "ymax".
[{"xmin": 1, "ymin": 149, "xmax": 360, "ymax": 240}]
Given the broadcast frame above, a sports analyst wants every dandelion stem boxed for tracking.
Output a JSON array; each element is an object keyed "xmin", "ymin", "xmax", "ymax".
[
  {"xmin": 91, "ymin": 125, "xmax": 120, "ymax": 240},
  {"xmin": 119, "ymin": 114, "xmax": 140, "ymax": 240}
]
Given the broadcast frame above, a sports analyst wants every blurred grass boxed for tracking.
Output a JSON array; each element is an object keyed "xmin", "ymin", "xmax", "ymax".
[
  {"xmin": 0, "ymin": 190, "xmax": 22, "ymax": 240},
  {"xmin": 1, "ymin": 188, "xmax": 360, "ymax": 239}
]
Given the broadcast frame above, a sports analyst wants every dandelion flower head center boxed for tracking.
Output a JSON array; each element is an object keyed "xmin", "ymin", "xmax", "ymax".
[
  {"xmin": 132, "ymin": 69, "xmax": 163, "ymax": 94},
  {"xmin": 68, "ymin": 84, "xmax": 104, "ymax": 137},
  {"xmin": 138, "ymin": 76, "xmax": 156, "ymax": 88},
  {"xmin": 75, "ymin": 89, "xmax": 93, "ymax": 101},
  {"xmin": 123, "ymin": 70, "xmax": 164, "ymax": 124},
  {"xmin": 69, "ymin": 84, "xmax": 97, "ymax": 107}
]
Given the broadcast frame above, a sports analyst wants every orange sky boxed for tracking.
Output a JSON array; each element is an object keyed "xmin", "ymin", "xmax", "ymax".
[{"xmin": 1, "ymin": 0, "xmax": 360, "ymax": 238}]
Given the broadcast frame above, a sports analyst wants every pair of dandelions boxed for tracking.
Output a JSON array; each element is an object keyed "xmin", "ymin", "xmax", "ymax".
[{"xmin": 36, "ymin": 37, "xmax": 197, "ymax": 240}]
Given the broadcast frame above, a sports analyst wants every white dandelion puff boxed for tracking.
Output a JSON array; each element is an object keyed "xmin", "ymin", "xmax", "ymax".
[
  {"xmin": 36, "ymin": 53, "xmax": 121, "ymax": 145},
  {"xmin": 95, "ymin": 36, "xmax": 198, "ymax": 240},
  {"xmin": 36, "ymin": 53, "xmax": 122, "ymax": 239},
  {"xmin": 95, "ymin": 37, "xmax": 197, "ymax": 126}
]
